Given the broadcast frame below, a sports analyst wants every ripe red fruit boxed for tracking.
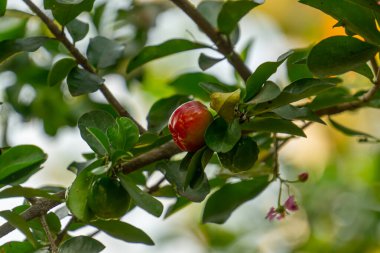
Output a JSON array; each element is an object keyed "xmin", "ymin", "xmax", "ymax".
[{"xmin": 169, "ymin": 101, "xmax": 213, "ymax": 152}]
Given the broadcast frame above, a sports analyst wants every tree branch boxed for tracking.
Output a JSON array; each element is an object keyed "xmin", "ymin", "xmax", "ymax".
[
  {"xmin": 40, "ymin": 215, "xmax": 58, "ymax": 253},
  {"xmin": 170, "ymin": 0, "xmax": 252, "ymax": 81},
  {"xmin": 22, "ymin": 0, "xmax": 146, "ymax": 134}
]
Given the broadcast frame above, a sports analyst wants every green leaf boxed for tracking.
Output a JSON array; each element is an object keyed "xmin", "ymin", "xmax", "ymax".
[
  {"xmin": 205, "ymin": 118, "xmax": 241, "ymax": 153},
  {"xmin": 43, "ymin": 0, "xmax": 95, "ymax": 25},
  {"xmin": 127, "ymin": 39, "xmax": 208, "ymax": 72},
  {"xmin": 0, "ymin": 145, "xmax": 46, "ymax": 186},
  {"xmin": 272, "ymin": 105, "xmax": 324, "ymax": 124},
  {"xmin": 353, "ymin": 63, "xmax": 375, "ymax": 81},
  {"xmin": 87, "ymin": 36, "xmax": 124, "ymax": 69},
  {"xmin": 66, "ymin": 67, "xmax": 104, "ymax": 96},
  {"xmin": 299, "ymin": 0, "xmax": 380, "ymax": 46},
  {"xmin": 210, "ymin": 89, "xmax": 241, "ymax": 122},
  {"xmin": 245, "ymin": 50, "xmax": 293, "ymax": 101},
  {"xmin": 78, "ymin": 110, "xmax": 115, "ymax": 155},
  {"xmin": 0, "ymin": 210, "xmax": 37, "ymax": 247},
  {"xmin": 217, "ymin": 0, "xmax": 260, "ymax": 35},
  {"xmin": 164, "ymin": 197, "xmax": 191, "ymax": 218},
  {"xmin": 346, "ymin": 0, "xmax": 380, "ymax": 13},
  {"xmin": 182, "ymin": 147, "xmax": 213, "ymax": 189},
  {"xmin": 86, "ymin": 127, "xmax": 111, "ymax": 155},
  {"xmin": 286, "ymin": 48, "xmax": 313, "ymax": 82},
  {"xmin": 307, "ymin": 36, "xmax": 378, "ymax": 77},
  {"xmin": 0, "ymin": 36, "xmax": 50, "ymax": 64},
  {"xmin": 197, "ymin": 0, "xmax": 223, "ymax": 27},
  {"xmin": 146, "ymin": 95, "xmax": 190, "ymax": 133},
  {"xmin": 242, "ymin": 118, "xmax": 306, "ymax": 137},
  {"xmin": 0, "ymin": 186, "xmax": 61, "ymax": 200},
  {"xmin": 0, "ymin": 0, "xmax": 6, "ymax": 16},
  {"xmin": 0, "ymin": 241, "xmax": 34, "ymax": 253},
  {"xmin": 107, "ymin": 117, "xmax": 139, "ymax": 152},
  {"xmin": 118, "ymin": 174, "xmax": 163, "ymax": 217},
  {"xmin": 198, "ymin": 53, "xmax": 223, "ymax": 71},
  {"xmin": 248, "ymin": 81, "xmax": 281, "ymax": 104},
  {"xmin": 48, "ymin": 58, "xmax": 77, "ymax": 86},
  {"xmin": 58, "ymin": 236, "xmax": 105, "ymax": 253},
  {"xmin": 199, "ymin": 82, "xmax": 237, "ymax": 95},
  {"xmin": 66, "ymin": 159, "xmax": 104, "ymax": 221},
  {"xmin": 329, "ymin": 117, "xmax": 378, "ymax": 140},
  {"xmin": 168, "ymin": 72, "xmax": 224, "ymax": 101},
  {"xmin": 90, "ymin": 220, "xmax": 154, "ymax": 245},
  {"xmin": 253, "ymin": 78, "xmax": 336, "ymax": 114},
  {"xmin": 158, "ymin": 161, "xmax": 210, "ymax": 202},
  {"xmin": 309, "ymin": 86, "xmax": 355, "ymax": 110},
  {"xmin": 202, "ymin": 176, "xmax": 270, "ymax": 224},
  {"xmin": 66, "ymin": 19, "xmax": 89, "ymax": 42}
]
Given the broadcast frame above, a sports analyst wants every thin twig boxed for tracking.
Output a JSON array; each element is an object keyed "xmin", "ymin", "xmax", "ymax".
[
  {"xmin": 170, "ymin": 0, "xmax": 252, "ymax": 81},
  {"xmin": 147, "ymin": 176, "xmax": 166, "ymax": 194},
  {"xmin": 40, "ymin": 215, "xmax": 58, "ymax": 253},
  {"xmin": 22, "ymin": 0, "xmax": 146, "ymax": 134},
  {"xmin": 55, "ymin": 216, "xmax": 75, "ymax": 246}
]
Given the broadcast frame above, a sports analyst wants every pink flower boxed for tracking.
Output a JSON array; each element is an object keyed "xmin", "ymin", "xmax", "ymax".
[
  {"xmin": 284, "ymin": 195, "xmax": 299, "ymax": 212},
  {"xmin": 298, "ymin": 172, "xmax": 309, "ymax": 182},
  {"xmin": 265, "ymin": 207, "xmax": 277, "ymax": 221}
]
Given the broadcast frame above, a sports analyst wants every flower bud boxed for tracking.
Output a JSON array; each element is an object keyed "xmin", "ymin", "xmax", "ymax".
[{"xmin": 298, "ymin": 172, "xmax": 309, "ymax": 182}]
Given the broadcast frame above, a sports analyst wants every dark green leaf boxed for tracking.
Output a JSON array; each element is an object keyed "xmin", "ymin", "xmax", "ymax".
[
  {"xmin": 0, "ymin": 145, "xmax": 46, "ymax": 186},
  {"xmin": 202, "ymin": 176, "xmax": 270, "ymax": 224},
  {"xmin": 127, "ymin": 39, "xmax": 208, "ymax": 72},
  {"xmin": 66, "ymin": 159, "xmax": 104, "ymax": 221},
  {"xmin": 286, "ymin": 48, "xmax": 313, "ymax": 82},
  {"xmin": 309, "ymin": 87, "xmax": 355, "ymax": 110},
  {"xmin": 241, "ymin": 118, "xmax": 306, "ymax": 137},
  {"xmin": 199, "ymin": 82, "xmax": 237, "ymax": 95},
  {"xmin": 0, "ymin": 0, "xmax": 6, "ymax": 16},
  {"xmin": 272, "ymin": 105, "xmax": 324, "ymax": 124},
  {"xmin": 87, "ymin": 36, "xmax": 124, "ymax": 69},
  {"xmin": 48, "ymin": 58, "xmax": 77, "ymax": 86},
  {"xmin": 217, "ymin": 0, "xmax": 260, "ymax": 35},
  {"xmin": 86, "ymin": 127, "xmax": 111, "ymax": 155},
  {"xmin": 182, "ymin": 147, "xmax": 213, "ymax": 189},
  {"xmin": 0, "ymin": 211, "xmax": 37, "ymax": 247},
  {"xmin": 197, "ymin": 0, "xmax": 223, "ymax": 27},
  {"xmin": 205, "ymin": 118, "xmax": 241, "ymax": 153},
  {"xmin": 346, "ymin": 0, "xmax": 380, "ymax": 13},
  {"xmin": 146, "ymin": 95, "xmax": 190, "ymax": 133},
  {"xmin": 118, "ymin": 174, "xmax": 163, "ymax": 217},
  {"xmin": 67, "ymin": 67, "xmax": 104, "ymax": 96},
  {"xmin": 353, "ymin": 63, "xmax": 375, "ymax": 81},
  {"xmin": 0, "ymin": 36, "xmax": 50, "ymax": 64},
  {"xmin": 90, "ymin": 220, "xmax": 154, "ymax": 245},
  {"xmin": 198, "ymin": 53, "xmax": 223, "ymax": 71},
  {"xmin": 66, "ymin": 19, "xmax": 89, "ymax": 42},
  {"xmin": 78, "ymin": 110, "xmax": 115, "ymax": 155},
  {"xmin": 245, "ymin": 50, "xmax": 293, "ymax": 101},
  {"xmin": 0, "ymin": 241, "xmax": 34, "ymax": 253},
  {"xmin": 0, "ymin": 186, "xmax": 61, "ymax": 200},
  {"xmin": 169, "ymin": 72, "xmax": 224, "ymax": 101},
  {"xmin": 43, "ymin": 0, "xmax": 95, "ymax": 25},
  {"xmin": 307, "ymin": 36, "xmax": 378, "ymax": 77},
  {"xmin": 299, "ymin": 0, "xmax": 380, "ymax": 45},
  {"xmin": 58, "ymin": 236, "xmax": 104, "ymax": 253},
  {"xmin": 107, "ymin": 117, "xmax": 139, "ymax": 152},
  {"xmin": 329, "ymin": 117, "xmax": 378, "ymax": 140},
  {"xmin": 248, "ymin": 81, "xmax": 281, "ymax": 104}
]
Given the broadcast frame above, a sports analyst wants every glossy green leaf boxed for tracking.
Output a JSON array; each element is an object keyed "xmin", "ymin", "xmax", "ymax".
[
  {"xmin": 199, "ymin": 82, "xmax": 237, "ymax": 95},
  {"xmin": 253, "ymin": 78, "xmax": 336, "ymax": 114},
  {"xmin": 107, "ymin": 117, "xmax": 139, "ymax": 152},
  {"xmin": 0, "ymin": 0, "xmax": 6, "ymax": 16},
  {"xmin": 182, "ymin": 147, "xmax": 213, "ymax": 189},
  {"xmin": 48, "ymin": 58, "xmax": 77, "ymax": 86},
  {"xmin": 146, "ymin": 95, "xmax": 190, "ymax": 133},
  {"xmin": 272, "ymin": 105, "xmax": 324, "ymax": 124},
  {"xmin": 329, "ymin": 118, "xmax": 378, "ymax": 140},
  {"xmin": 241, "ymin": 118, "xmax": 306, "ymax": 137},
  {"xmin": 0, "ymin": 145, "xmax": 46, "ymax": 186},
  {"xmin": 205, "ymin": 118, "xmax": 241, "ymax": 153},
  {"xmin": 86, "ymin": 127, "xmax": 111, "ymax": 155},
  {"xmin": 198, "ymin": 53, "xmax": 223, "ymax": 71},
  {"xmin": 0, "ymin": 36, "xmax": 50, "ymax": 64},
  {"xmin": 118, "ymin": 174, "xmax": 163, "ymax": 217},
  {"xmin": 58, "ymin": 236, "xmax": 104, "ymax": 253},
  {"xmin": 210, "ymin": 89, "xmax": 241, "ymax": 122},
  {"xmin": 78, "ymin": 110, "xmax": 115, "ymax": 155},
  {"xmin": 66, "ymin": 67, "xmax": 104, "ymax": 96},
  {"xmin": 87, "ymin": 36, "xmax": 124, "ymax": 69},
  {"xmin": 158, "ymin": 161, "xmax": 210, "ymax": 202},
  {"xmin": 0, "ymin": 185, "xmax": 61, "ymax": 200},
  {"xmin": 43, "ymin": 0, "xmax": 95, "ymax": 25},
  {"xmin": 286, "ymin": 48, "xmax": 313, "ymax": 82},
  {"xmin": 245, "ymin": 50, "xmax": 293, "ymax": 101},
  {"xmin": 202, "ymin": 176, "xmax": 270, "ymax": 224},
  {"xmin": 0, "ymin": 241, "xmax": 34, "ymax": 253},
  {"xmin": 0, "ymin": 210, "xmax": 37, "ymax": 247},
  {"xmin": 353, "ymin": 63, "xmax": 375, "ymax": 81},
  {"xmin": 309, "ymin": 87, "xmax": 355, "ymax": 110},
  {"xmin": 169, "ymin": 72, "xmax": 223, "ymax": 101},
  {"xmin": 307, "ymin": 36, "xmax": 378, "ymax": 77},
  {"xmin": 90, "ymin": 220, "xmax": 154, "ymax": 245},
  {"xmin": 127, "ymin": 39, "xmax": 208, "ymax": 72},
  {"xmin": 346, "ymin": 0, "xmax": 380, "ymax": 13},
  {"xmin": 217, "ymin": 0, "xmax": 260, "ymax": 35},
  {"xmin": 66, "ymin": 19, "xmax": 89, "ymax": 42},
  {"xmin": 248, "ymin": 81, "xmax": 281, "ymax": 104},
  {"xmin": 299, "ymin": 0, "xmax": 380, "ymax": 45},
  {"xmin": 66, "ymin": 159, "xmax": 103, "ymax": 221}
]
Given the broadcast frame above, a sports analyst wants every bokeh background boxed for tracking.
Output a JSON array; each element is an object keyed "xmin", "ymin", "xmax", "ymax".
[{"xmin": 1, "ymin": 0, "xmax": 380, "ymax": 252}]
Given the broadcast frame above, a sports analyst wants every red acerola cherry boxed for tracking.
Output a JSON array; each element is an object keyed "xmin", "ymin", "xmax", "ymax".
[{"xmin": 169, "ymin": 101, "xmax": 213, "ymax": 152}]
